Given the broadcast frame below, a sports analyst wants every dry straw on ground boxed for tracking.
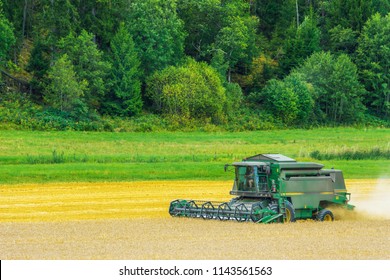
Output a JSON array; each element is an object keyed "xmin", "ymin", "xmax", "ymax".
[{"xmin": 0, "ymin": 179, "xmax": 389, "ymax": 259}]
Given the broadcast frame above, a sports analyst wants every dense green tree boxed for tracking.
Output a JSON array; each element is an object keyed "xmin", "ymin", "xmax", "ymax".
[
  {"xmin": 178, "ymin": 0, "xmax": 259, "ymax": 82},
  {"xmin": 59, "ymin": 30, "xmax": 111, "ymax": 111},
  {"xmin": 72, "ymin": 0, "xmax": 129, "ymax": 49},
  {"xmin": 252, "ymin": 0, "xmax": 287, "ymax": 38},
  {"xmin": 106, "ymin": 23, "xmax": 142, "ymax": 117},
  {"xmin": 234, "ymin": 54, "xmax": 278, "ymax": 94},
  {"xmin": 215, "ymin": 17, "xmax": 251, "ymax": 82},
  {"xmin": 260, "ymin": 79, "xmax": 299, "ymax": 125},
  {"xmin": 1, "ymin": 0, "xmax": 33, "ymax": 40},
  {"xmin": 26, "ymin": 0, "xmax": 79, "ymax": 98},
  {"xmin": 319, "ymin": 0, "xmax": 390, "ymax": 52},
  {"xmin": 1, "ymin": 0, "xmax": 390, "ymax": 128},
  {"xmin": 127, "ymin": 0, "xmax": 186, "ymax": 77},
  {"xmin": 254, "ymin": 0, "xmax": 319, "ymax": 49},
  {"xmin": 356, "ymin": 13, "xmax": 390, "ymax": 118},
  {"xmin": 44, "ymin": 54, "xmax": 87, "ymax": 115},
  {"xmin": 146, "ymin": 58, "xmax": 226, "ymax": 124},
  {"xmin": 253, "ymin": 72, "xmax": 313, "ymax": 125},
  {"xmin": 210, "ymin": 47, "xmax": 244, "ymax": 117},
  {"xmin": 217, "ymin": 1, "xmax": 259, "ymax": 80},
  {"xmin": 253, "ymin": 0, "xmax": 312, "ymax": 40},
  {"xmin": 224, "ymin": 81, "xmax": 244, "ymax": 118},
  {"xmin": 177, "ymin": 0, "xmax": 222, "ymax": 60},
  {"xmin": 283, "ymin": 73, "xmax": 315, "ymax": 123},
  {"xmin": 328, "ymin": 25, "xmax": 358, "ymax": 54},
  {"xmin": 26, "ymin": 40, "xmax": 50, "ymax": 101},
  {"xmin": 372, "ymin": 0, "xmax": 390, "ymax": 15},
  {"xmin": 210, "ymin": 49, "xmax": 229, "ymax": 82},
  {"xmin": 322, "ymin": 0, "xmax": 374, "ymax": 33},
  {"xmin": 280, "ymin": 13, "xmax": 321, "ymax": 75},
  {"xmin": 32, "ymin": 0, "xmax": 79, "ymax": 52},
  {"xmin": 0, "ymin": 0, "xmax": 15, "ymax": 66},
  {"xmin": 294, "ymin": 51, "xmax": 366, "ymax": 123}
]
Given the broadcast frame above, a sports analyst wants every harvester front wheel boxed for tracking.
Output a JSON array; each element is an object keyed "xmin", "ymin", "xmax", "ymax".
[
  {"xmin": 316, "ymin": 209, "xmax": 334, "ymax": 222},
  {"xmin": 267, "ymin": 200, "xmax": 295, "ymax": 223},
  {"xmin": 250, "ymin": 203, "xmax": 263, "ymax": 222}
]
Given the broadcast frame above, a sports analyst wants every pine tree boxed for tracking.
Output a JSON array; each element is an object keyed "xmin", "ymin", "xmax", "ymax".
[
  {"xmin": 0, "ymin": 0, "xmax": 15, "ymax": 66},
  {"xmin": 107, "ymin": 23, "xmax": 142, "ymax": 116}
]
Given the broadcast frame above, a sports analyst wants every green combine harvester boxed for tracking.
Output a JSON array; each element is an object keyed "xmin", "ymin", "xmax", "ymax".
[{"xmin": 169, "ymin": 154, "xmax": 354, "ymax": 223}]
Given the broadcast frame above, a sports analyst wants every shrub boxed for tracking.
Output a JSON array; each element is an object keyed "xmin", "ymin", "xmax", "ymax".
[{"xmin": 146, "ymin": 58, "xmax": 227, "ymax": 125}]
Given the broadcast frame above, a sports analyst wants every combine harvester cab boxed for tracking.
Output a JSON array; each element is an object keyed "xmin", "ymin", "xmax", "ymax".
[{"xmin": 169, "ymin": 154, "xmax": 354, "ymax": 223}]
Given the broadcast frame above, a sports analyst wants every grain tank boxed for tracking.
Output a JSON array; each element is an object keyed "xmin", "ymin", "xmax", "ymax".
[{"xmin": 169, "ymin": 154, "xmax": 354, "ymax": 223}]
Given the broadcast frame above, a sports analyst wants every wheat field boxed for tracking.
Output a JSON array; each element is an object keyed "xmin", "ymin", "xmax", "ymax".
[{"xmin": 0, "ymin": 179, "xmax": 389, "ymax": 259}]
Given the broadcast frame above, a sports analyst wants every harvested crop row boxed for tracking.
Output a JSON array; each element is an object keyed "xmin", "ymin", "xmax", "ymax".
[
  {"xmin": 0, "ymin": 181, "xmax": 232, "ymax": 222},
  {"xmin": 1, "ymin": 179, "xmax": 389, "ymax": 222},
  {"xmin": 0, "ymin": 179, "xmax": 389, "ymax": 259}
]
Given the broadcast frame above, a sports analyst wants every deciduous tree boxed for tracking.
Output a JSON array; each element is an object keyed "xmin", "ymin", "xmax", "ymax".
[
  {"xmin": 59, "ymin": 30, "xmax": 111, "ymax": 111},
  {"xmin": 127, "ymin": 0, "xmax": 186, "ymax": 77},
  {"xmin": 44, "ymin": 54, "xmax": 87, "ymax": 115},
  {"xmin": 294, "ymin": 51, "xmax": 366, "ymax": 123},
  {"xmin": 177, "ymin": 0, "xmax": 222, "ymax": 60},
  {"xmin": 356, "ymin": 13, "xmax": 390, "ymax": 118},
  {"xmin": 146, "ymin": 58, "xmax": 226, "ymax": 124}
]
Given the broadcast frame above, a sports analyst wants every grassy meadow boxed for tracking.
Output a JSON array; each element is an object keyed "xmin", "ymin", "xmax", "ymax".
[{"xmin": 0, "ymin": 127, "xmax": 389, "ymax": 184}]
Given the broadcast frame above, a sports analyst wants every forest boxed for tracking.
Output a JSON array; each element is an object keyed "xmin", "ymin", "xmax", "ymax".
[{"xmin": 0, "ymin": 0, "xmax": 389, "ymax": 131}]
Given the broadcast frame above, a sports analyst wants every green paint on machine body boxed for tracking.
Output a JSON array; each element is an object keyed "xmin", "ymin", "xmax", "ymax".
[{"xmin": 169, "ymin": 154, "xmax": 354, "ymax": 223}]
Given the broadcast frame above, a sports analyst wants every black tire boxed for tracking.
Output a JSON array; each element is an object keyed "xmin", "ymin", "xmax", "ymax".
[
  {"xmin": 250, "ymin": 202, "xmax": 263, "ymax": 222},
  {"xmin": 267, "ymin": 200, "xmax": 295, "ymax": 223},
  {"xmin": 316, "ymin": 209, "xmax": 334, "ymax": 222},
  {"xmin": 284, "ymin": 200, "xmax": 296, "ymax": 222}
]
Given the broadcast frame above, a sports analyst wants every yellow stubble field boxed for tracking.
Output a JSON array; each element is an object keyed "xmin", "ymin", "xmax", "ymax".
[{"xmin": 0, "ymin": 179, "xmax": 389, "ymax": 259}]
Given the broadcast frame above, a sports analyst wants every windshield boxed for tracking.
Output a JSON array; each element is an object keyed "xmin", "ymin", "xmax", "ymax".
[
  {"xmin": 233, "ymin": 165, "xmax": 269, "ymax": 193},
  {"xmin": 236, "ymin": 166, "xmax": 257, "ymax": 191}
]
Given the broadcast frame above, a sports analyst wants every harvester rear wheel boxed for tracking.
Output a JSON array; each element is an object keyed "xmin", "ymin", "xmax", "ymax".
[
  {"xmin": 316, "ymin": 209, "xmax": 334, "ymax": 222},
  {"xmin": 284, "ymin": 201, "xmax": 295, "ymax": 223}
]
